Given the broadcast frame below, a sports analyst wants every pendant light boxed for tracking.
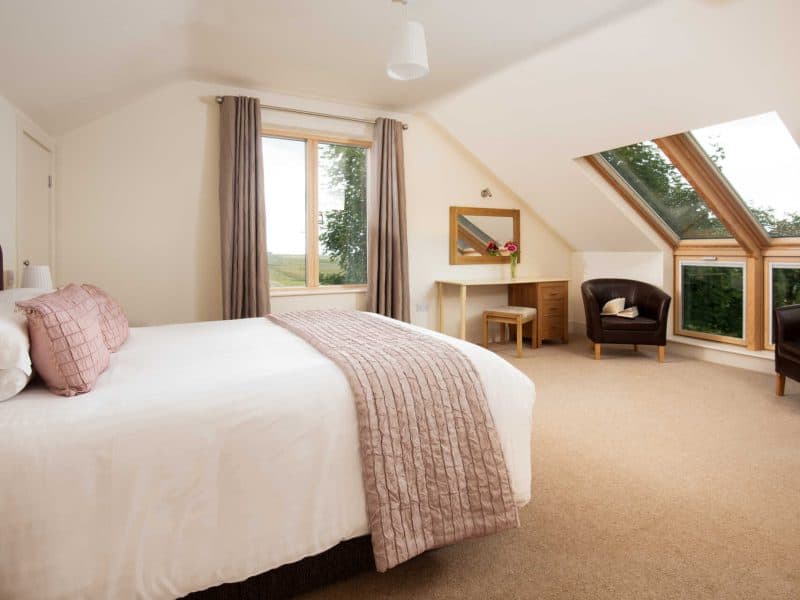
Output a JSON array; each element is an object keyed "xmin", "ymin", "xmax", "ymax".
[{"xmin": 387, "ymin": 0, "xmax": 429, "ymax": 81}]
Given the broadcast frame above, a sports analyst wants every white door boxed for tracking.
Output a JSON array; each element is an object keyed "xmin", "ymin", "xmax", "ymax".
[{"xmin": 17, "ymin": 131, "xmax": 52, "ymax": 273}]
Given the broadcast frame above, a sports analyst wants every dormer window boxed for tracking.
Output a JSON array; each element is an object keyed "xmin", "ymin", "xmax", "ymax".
[{"xmin": 586, "ymin": 112, "xmax": 800, "ymax": 350}]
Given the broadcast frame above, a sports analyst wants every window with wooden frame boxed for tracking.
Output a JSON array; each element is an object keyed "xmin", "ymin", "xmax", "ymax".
[
  {"xmin": 765, "ymin": 257, "xmax": 800, "ymax": 349},
  {"xmin": 586, "ymin": 111, "xmax": 800, "ymax": 350},
  {"xmin": 676, "ymin": 259, "xmax": 746, "ymax": 345},
  {"xmin": 262, "ymin": 130, "xmax": 370, "ymax": 292}
]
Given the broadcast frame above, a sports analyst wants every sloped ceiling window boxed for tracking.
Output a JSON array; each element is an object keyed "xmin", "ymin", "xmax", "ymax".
[
  {"xmin": 692, "ymin": 112, "xmax": 800, "ymax": 238},
  {"xmin": 600, "ymin": 141, "xmax": 732, "ymax": 239}
]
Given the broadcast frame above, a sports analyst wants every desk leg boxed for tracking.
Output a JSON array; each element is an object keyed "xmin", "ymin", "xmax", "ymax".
[
  {"xmin": 436, "ymin": 282, "xmax": 444, "ymax": 333},
  {"xmin": 459, "ymin": 285, "xmax": 467, "ymax": 340}
]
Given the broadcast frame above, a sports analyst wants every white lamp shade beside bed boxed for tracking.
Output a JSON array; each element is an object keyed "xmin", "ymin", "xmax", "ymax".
[{"xmin": 20, "ymin": 265, "xmax": 52, "ymax": 289}]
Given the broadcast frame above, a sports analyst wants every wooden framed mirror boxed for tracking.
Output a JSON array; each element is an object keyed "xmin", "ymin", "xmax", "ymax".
[{"xmin": 449, "ymin": 206, "xmax": 520, "ymax": 265}]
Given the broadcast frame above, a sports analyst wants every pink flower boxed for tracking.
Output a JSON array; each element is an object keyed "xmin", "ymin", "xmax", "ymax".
[{"xmin": 504, "ymin": 241, "xmax": 519, "ymax": 254}]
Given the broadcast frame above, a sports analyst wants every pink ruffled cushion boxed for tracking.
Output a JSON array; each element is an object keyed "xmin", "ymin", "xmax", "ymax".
[
  {"xmin": 81, "ymin": 284, "xmax": 129, "ymax": 352},
  {"xmin": 16, "ymin": 284, "xmax": 110, "ymax": 396}
]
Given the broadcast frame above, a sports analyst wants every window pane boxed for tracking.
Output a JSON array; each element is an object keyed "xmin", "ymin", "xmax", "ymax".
[
  {"xmin": 600, "ymin": 142, "xmax": 732, "ymax": 239},
  {"xmin": 770, "ymin": 265, "xmax": 800, "ymax": 342},
  {"xmin": 681, "ymin": 263, "xmax": 744, "ymax": 339},
  {"xmin": 692, "ymin": 112, "xmax": 800, "ymax": 238},
  {"xmin": 263, "ymin": 137, "xmax": 306, "ymax": 287},
  {"xmin": 317, "ymin": 143, "xmax": 368, "ymax": 285}
]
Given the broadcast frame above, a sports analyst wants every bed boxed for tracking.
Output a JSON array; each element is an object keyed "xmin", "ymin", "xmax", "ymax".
[{"xmin": 0, "ymin": 285, "xmax": 534, "ymax": 598}]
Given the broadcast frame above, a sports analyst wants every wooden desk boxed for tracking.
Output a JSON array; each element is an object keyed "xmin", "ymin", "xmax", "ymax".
[{"xmin": 435, "ymin": 277, "xmax": 569, "ymax": 342}]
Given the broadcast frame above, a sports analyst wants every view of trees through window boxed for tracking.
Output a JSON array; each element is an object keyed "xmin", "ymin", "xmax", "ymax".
[
  {"xmin": 692, "ymin": 112, "xmax": 800, "ymax": 238},
  {"xmin": 601, "ymin": 142, "xmax": 730, "ymax": 239},
  {"xmin": 681, "ymin": 264, "xmax": 744, "ymax": 339},
  {"xmin": 772, "ymin": 266, "xmax": 800, "ymax": 342},
  {"xmin": 318, "ymin": 143, "xmax": 367, "ymax": 285},
  {"xmin": 594, "ymin": 112, "xmax": 800, "ymax": 348}
]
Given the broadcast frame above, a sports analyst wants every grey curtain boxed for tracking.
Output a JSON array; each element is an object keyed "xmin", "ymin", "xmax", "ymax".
[
  {"xmin": 219, "ymin": 96, "xmax": 270, "ymax": 319},
  {"xmin": 368, "ymin": 118, "xmax": 410, "ymax": 322}
]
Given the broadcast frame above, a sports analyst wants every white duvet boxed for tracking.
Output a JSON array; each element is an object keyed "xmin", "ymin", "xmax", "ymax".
[{"xmin": 0, "ymin": 316, "xmax": 534, "ymax": 599}]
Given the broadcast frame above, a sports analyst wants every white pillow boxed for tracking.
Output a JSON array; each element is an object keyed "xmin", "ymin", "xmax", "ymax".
[
  {"xmin": 0, "ymin": 366, "xmax": 30, "ymax": 402},
  {"xmin": 0, "ymin": 288, "xmax": 52, "ymax": 401},
  {"xmin": 600, "ymin": 297, "xmax": 626, "ymax": 315}
]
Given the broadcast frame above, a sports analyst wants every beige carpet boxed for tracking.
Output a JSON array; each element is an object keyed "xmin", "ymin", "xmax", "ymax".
[{"xmin": 299, "ymin": 339, "xmax": 800, "ymax": 600}]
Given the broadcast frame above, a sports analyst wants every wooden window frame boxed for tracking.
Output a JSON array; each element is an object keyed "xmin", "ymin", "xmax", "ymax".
[
  {"xmin": 586, "ymin": 131, "xmax": 800, "ymax": 350},
  {"xmin": 655, "ymin": 134, "xmax": 770, "ymax": 255},
  {"xmin": 262, "ymin": 128, "xmax": 371, "ymax": 296},
  {"xmin": 674, "ymin": 256, "xmax": 748, "ymax": 346},
  {"xmin": 764, "ymin": 256, "xmax": 800, "ymax": 350}
]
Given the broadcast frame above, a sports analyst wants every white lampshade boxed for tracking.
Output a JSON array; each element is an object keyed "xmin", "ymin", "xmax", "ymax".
[
  {"xmin": 21, "ymin": 265, "xmax": 53, "ymax": 289},
  {"xmin": 387, "ymin": 20, "xmax": 429, "ymax": 81}
]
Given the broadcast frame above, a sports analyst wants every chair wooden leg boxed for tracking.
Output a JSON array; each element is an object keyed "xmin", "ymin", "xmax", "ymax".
[
  {"xmin": 776, "ymin": 373, "xmax": 786, "ymax": 396},
  {"xmin": 594, "ymin": 343, "xmax": 601, "ymax": 360},
  {"xmin": 516, "ymin": 318, "xmax": 523, "ymax": 358},
  {"xmin": 532, "ymin": 316, "xmax": 538, "ymax": 350},
  {"xmin": 504, "ymin": 324, "xmax": 509, "ymax": 343},
  {"xmin": 658, "ymin": 346, "xmax": 665, "ymax": 363},
  {"xmin": 483, "ymin": 316, "xmax": 489, "ymax": 348},
  {"xmin": 633, "ymin": 344, "xmax": 638, "ymax": 352}
]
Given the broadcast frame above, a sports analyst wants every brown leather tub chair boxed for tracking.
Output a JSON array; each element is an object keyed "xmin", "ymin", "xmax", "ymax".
[
  {"xmin": 775, "ymin": 304, "xmax": 800, "ymax": 396},
  {"xmin": 581, "ymin": 278, "xmax": 671, "ymax": 362}
]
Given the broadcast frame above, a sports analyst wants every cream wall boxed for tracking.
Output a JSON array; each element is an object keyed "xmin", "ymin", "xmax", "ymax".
[
  {"xmin": 569, "ymin": 251, "xmax": 665, "ymax": 329},
  {"xmin": 56, "ymin": 80, "xmax": 572, "ymax": 336},
  {"xmin": 404, "ymin": 117, "xmax": 571, "ymax": 341},
  {"xmin": 0, "ymin": 96, "xmax": 16, "ymax": 288},
  {"xmin": 56, "ymin": 82, "xmax": 221, "ymax": 326}
]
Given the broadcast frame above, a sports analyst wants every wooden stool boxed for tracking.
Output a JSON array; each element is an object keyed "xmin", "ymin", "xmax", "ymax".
[{"xmin": 483, "ymin": 306, "xmax": 538, "ymax": 358}]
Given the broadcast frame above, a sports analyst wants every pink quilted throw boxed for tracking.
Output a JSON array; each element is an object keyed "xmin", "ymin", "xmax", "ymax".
[
  {"xmin": 16, "ymin": 284, "xmax": 110, "ymax": 396},
  {"xmin": 82, "ymin": 284, "xmax": 129, "ymax": 352}
]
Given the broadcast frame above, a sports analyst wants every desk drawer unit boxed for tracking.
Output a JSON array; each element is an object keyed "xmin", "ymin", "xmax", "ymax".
[
  {"xmin": 508, "ymin": 280, "xmax": 568, "ymax": 344},
  {"xmin": 537, "ymin": 283, "xmax": 568, "ymax": 343}
]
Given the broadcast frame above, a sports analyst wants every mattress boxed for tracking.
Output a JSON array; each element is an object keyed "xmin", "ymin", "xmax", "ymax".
[{"xmin": 0, "ymin": 316, "xmax": 534, "ymax": 599}]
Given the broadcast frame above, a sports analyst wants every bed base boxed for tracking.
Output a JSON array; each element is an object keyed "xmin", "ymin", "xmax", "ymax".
[{"xmin": 182, "ymin": 535, "xmax": 374, "ymax": 600}]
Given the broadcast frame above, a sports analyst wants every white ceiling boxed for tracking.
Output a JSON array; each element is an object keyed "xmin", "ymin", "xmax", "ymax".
[
  {"xmin": 428, "ymin": 0, "xmax": 800, "ymax": 251},
  {"xmin": 0, "ymin": 0, "xmax": 654, "ymax": 133}
]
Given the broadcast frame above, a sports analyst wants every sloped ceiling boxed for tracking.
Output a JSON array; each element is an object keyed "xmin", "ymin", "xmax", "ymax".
[
  {"xmin": 427, "ymin": 0, "xmax": 800, "ymax": 252},
  {"xmin": 0, "ymin": 0, "xmax": 653, "ymax": 134},
  {"xmin": 2, "ymin": 0, "xmax": 798, "ymax": 255}
]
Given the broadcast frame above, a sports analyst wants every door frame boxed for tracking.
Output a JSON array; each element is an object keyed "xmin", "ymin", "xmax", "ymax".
[{"xmin": 16, "ymin": 113, "xmax": 56, "ymax": 282}]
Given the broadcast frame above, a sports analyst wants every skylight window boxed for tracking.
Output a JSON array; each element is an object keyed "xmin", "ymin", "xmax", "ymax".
[
  {"xmin": 691, "ymin": 112, "xmax": 800, "ymax": 238},
  {"xmin": 587, "ymin": 111, "xmax": 800, "ymax": 351},
  {"xmin": 599, "ymin": 141, "xmax": 732, "ymax": 239}
]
